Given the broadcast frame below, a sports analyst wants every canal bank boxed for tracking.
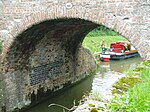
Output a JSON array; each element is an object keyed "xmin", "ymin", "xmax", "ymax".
[
  {"xmin": 25, "ymin": 57, "xmax": 142, "ymax": 112},
  {"xmin": 74, "ymin": 59, "xmax": 150, "ymax": 112},
  {"xmin": 109, "ymin": 60, "xmax": 150, "ymax": 112},
  {"xmin": 73, "ymin": 71, "xmax": 125, "ymax": 112}
]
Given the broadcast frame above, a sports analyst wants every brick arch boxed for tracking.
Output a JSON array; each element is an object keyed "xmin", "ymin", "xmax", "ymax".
[
  {"xmin": 1, "ymin": 17, "xmax": 100, "ymax": 111},
  {"xmin": 2, "ymin": 3, "xmax": 149, "ymax": 59},
  {"xmin": 2, "ymin": 6, "xmax": 149, "ymax": 60},
  {"xmin": 1, "ymin": 2, "xmax": 150, "ymax": 111}
]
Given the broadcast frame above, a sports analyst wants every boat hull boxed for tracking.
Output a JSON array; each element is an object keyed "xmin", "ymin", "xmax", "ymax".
[
  {"xmin": 100, "ymin": 54, "xmax": 110, "ymax": 61},
  {"xmin": 100, "ymin": 51, "xmax": 139, "ymax": 61},
  {"xmin": 110, "ymin": 51, "xmax": 139, "ymax": 60},
  {"xmin": 100, "ymin": 41, "xmax": 139, "ymax": 61}
]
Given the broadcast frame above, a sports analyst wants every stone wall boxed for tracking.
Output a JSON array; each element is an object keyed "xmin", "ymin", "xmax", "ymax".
[
  {"xmin": 0, "ymin": 0, "xmax": 150, "ymax": 111},
  {"xmin": 1, "ymin": 18, "xmax": 97, "ymax": 111},
  {"xmin": 0, "ymin": 0, "xmax": 150, "ymax": 60}
]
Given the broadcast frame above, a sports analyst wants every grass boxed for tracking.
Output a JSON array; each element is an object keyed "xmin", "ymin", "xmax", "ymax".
[
  {"xmin": 110, "ymin": 60, "xmax": 150, "ymax": 112},
  {"xmin": 82, "ymin": 36, "xmax": 128, "ymax": 54},
  {"xmin": 112, "ymin": 76, "xmax": 142, "ymax": 95},
  {"xmin": 89, "ymin": 91, "xmax": 103, "ymax": 101},
  {"xmin": 82, "ymin": 25, "xmax": 128, "ymax": 54}
]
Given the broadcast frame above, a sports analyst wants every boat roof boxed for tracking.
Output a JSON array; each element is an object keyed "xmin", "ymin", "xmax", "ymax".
[{"xmin": 111, "ymin": 41, "xmax": 129, "ymax": 45}]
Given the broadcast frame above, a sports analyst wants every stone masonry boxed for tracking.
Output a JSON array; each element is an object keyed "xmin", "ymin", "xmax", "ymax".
[{"xmin": 0, "ymin": 0, "xmax": 150, "ymax": 111}]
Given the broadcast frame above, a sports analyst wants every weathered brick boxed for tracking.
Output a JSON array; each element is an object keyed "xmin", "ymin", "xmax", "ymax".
[{"xmin": 0, "ymin": 0, "xmax": 150, "ymax": 111}]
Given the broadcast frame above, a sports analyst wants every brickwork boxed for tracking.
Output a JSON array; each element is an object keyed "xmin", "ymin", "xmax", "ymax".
[
  {"xmin": 1, "ymin": 18, "xmax": 98, "ymax": 111},
  {"xmin": 0, "ymin": 0, "xmax": 150, "ymax": 111}
]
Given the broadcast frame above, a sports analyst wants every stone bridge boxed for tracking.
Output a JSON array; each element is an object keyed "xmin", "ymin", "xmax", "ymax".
[{"xmin": 0, "ymin": 0, "xmax": 150, "ymax": 111}]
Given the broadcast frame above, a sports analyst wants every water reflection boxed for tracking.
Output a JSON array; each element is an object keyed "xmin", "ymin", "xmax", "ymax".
[
  {"xmin": 1, "ymin": 57, "xmax": 142, "ymax": 112},
  {"xmin": 91, "ymin": 57, "xmax": 142, "ymax": 100},
  {"xmin": 109, "ymin": 56, "xmax": 142, "ymax": 72},
  {"xmin": 26, "ymin": 76, "xmax": 94, "ymax": 112}
]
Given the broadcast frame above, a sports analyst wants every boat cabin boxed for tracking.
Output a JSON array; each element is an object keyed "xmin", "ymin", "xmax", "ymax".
[
  {"xmin": 100, "ymin": 41, "xmax": 138, "ymax": 61},
  {"xmin": 110, "ymin": 42, "xmax": 131, "ymax": 53}
]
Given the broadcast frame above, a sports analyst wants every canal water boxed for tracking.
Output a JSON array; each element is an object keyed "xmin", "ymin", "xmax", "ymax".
[{"xmin": 0, "ymin": 57, "xmax": 142, "ymax": 112}]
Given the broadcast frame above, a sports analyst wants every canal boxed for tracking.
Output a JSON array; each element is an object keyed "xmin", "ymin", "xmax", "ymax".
[{"xmin": 25, "ymin": 57, "xmax": 142, "ymax": 112}]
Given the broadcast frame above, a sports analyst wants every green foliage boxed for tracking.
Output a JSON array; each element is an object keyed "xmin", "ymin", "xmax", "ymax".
[
  {"xmin": 86, "ymin": 26, "xmax": 119, "ymax": 37},
  {"xmin": 89, "ymin": 107, "xmax": 105, "ymax": 112},
  {"xmin": 112, "ymin": 76, "xmax": 142, "ymax": 95},
  {"xmin": 133, "ymin": 66, "xmax": 145, "ymax": 72},
  {"xmin": 82, "ymin": 36, "xmax": 128, "ymax": 54},
  {"xmin": 89, "ymin": 108, "xmax": 98, "ymax": 112},
  {"xmin": 88, "ymin": 104, "xmax": 96, "ymax": 107},
  {"xmin": 88, "ymin": 104, "xmax": 104, "ymax": 112},
  {"xmin": 110, "ymin": 60, "xmax": 150, "ymax": 112},
  {"xmin": 143, "ymin": 60, "xmax": 150, "ymax": 66},
  {"xmin": 139, "ymin": 67, "xmax": 150, "ymax": 80},
  {"xmin": 83, "ymin": 25, "xmax": 128, "ymax": 54},
  {"xmin": 87, "ymin": 91, "xmax": 102, "ymax": 101}
]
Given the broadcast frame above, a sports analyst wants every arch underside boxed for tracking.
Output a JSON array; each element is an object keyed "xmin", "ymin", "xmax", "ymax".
[
  {"xmin": 2, "ymin": 18, "xmax": 99, "ymax": 110},
  {"xmin": 6, "ymin": 18, "xmax": 98, "ymax": 69},
  {"xmin": 1, "ymin": 16, "xmax": 149, "ymax": 111}
]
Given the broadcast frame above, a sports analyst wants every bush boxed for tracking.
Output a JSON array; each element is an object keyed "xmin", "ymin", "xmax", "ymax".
[{"xmin": 86, "ymin": 26, "xmax": 119, "ymax": 37}]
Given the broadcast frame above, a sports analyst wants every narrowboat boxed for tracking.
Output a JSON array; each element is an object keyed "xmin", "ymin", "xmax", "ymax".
[{"xmin": 100, "ymin": 42, "xmax": 139, "ymax": 61}]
